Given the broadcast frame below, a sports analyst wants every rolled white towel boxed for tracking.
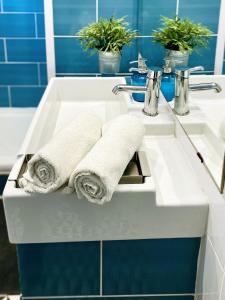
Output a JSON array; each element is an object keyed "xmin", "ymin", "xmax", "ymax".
[
  {"xmin": 219, "ymin": 118, "xmax": 225, "ymax": 140},
  {"xmin": 19, "ymin": 113, "xmax": 102, "ymax": 193},
  {"xmin": 67, "ymin": 114, "xmax": 145, "ymax": 204}
]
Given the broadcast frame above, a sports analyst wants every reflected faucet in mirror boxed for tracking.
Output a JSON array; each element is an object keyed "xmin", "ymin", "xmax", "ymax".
[
  {"xmin": 112, "ymin": 68, "xmax": 162, "ymax": 117},
  {"xmin": 174, "ymin": 66, "xmax": 222, "ymax": 116}
]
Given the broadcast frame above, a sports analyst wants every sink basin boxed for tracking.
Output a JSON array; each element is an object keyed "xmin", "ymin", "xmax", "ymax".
[{"xmin": 3, "ymin": 77, "xmax": 208, "ymax": 244}]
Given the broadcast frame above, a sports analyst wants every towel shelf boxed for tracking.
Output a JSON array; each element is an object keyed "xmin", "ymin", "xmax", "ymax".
[{"xmin": 9, "ymin": 151, "xmax": 151, "ymax": 188}]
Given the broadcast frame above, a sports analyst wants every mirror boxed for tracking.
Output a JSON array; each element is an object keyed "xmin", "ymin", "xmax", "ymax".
[{"xmin": 169, "ymin": 74, "xmax": 225, "ymax": 193}]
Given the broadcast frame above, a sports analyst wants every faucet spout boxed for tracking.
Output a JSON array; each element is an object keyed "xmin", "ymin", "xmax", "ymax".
[
  {"xmin": 189, "ymin": 82, "xmax": 222, "ymax": 93},
  {"xmin": 112, "ymin": 84, "xmax": 146, "ymax": 95}
]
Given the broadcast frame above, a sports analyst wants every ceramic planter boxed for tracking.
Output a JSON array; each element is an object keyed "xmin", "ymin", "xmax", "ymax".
[
  {"xmin": 99, "ymin": 51, "xmax": 121, "ymax": 74},
  {"xmin": 165, "ymin": 49, "xmax": 189, "ymax": 71}
]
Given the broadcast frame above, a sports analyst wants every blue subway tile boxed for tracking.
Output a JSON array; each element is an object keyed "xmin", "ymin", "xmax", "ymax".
[
  {"xmin": 223, "ymin": 60, "xmax": 225, "ymax": 74},
  {"xmin": 11, "ymin": 87, "xmax": 45, "ymax": 107},
  {"xmin": 0, "ymin": 39, "xmax": 5, "ymax": 61},
  {"xmin": 0, "ymin": 64, "xmax": 38, "ymax": 85},
  {"xmin": 40, "ymin": 63, "xmax": 48, "ymax": 85},
  {"xmin": 17, "ymin": 241, "xmax": 100, "ymax": 297},
  {"xmin": 0, "ymin": 175, "xmax": 8, "ymax": 194},
  {"xmin": 179, "ymin": 0, "xmax": 221, "ymax": 33},
  {"xmin": 53, "ymin": 0, "xmax": 96, "ymax": 35},
  {"xmin": 0, "ymin": 87, "xmax": 9, "ymax": 107},
  {"xmin": 0, "ymin": 14, "xmax": 36, "ymax": 37},
  {"xmin": 99, "ymin": 0, "xmax": 176, "ymax": 35},
  {"xmin": 103, "ymin": 238, "xmax": 200, "ymax": 295},
  {"xmin": 7, "ymin": 39, "xmax": 46, "ymax": 62},
  {"xmin": 189, "ymin": 36, "xmax": 217, "ymax": 71},
  {"xmin": 37, "ymin": 13, "xmax": 45, "ymax": 37},
  {"xmin": 55, "ymin": 38, "xmax": 98, "ymax": 73},
  {"xmin": 137, "ymin": 37, "xmax": 165, "ymax": 67},
  {"xmin": 3, "ymin": 0, "xmax": 44, "ymax": 12}
]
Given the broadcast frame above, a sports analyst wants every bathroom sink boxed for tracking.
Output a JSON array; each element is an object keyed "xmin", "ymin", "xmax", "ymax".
[{"xmin": 3, "ymin": 77, "xmax": 208, "ymax": 244}]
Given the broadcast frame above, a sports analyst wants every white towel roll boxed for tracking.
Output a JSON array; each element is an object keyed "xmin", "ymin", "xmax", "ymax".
[
  {"xmin": 19, "ymin": 113, "xmax": 102, "ymax": 193},
  {"xmin": 67, "ymin": 114, "xmax": 145, "ymax": 204}
]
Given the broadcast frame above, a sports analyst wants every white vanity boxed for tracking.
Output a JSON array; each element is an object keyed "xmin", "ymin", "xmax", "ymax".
[{"xmin": 3, "ymin": 77, "xmax": 209, "ymax": 244}]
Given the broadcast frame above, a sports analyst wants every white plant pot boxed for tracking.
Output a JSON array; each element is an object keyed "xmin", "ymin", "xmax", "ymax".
[{"xmin": 99, "ymin": 51, "xmax": 121, "ymax": 74}]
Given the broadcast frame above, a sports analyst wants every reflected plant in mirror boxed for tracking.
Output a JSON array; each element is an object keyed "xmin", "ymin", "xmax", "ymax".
[
  {"xmin": 152, "ymin": 16, "xmax": 212, "ymax": 70},
  {"xmin": 77, "ymin": 16, "xmax": 136, "ymax": 74}
]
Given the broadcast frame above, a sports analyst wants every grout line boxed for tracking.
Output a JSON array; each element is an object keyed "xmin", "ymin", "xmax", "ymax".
[
  {"xmin": 34, "ymin": 13, "xmax": 38, "ymax": 38},
  {"xmin": 3, "ymin": 38, "xmax": 7, "ymax": 62},
  {"xmin": 8, "ymin": 86, "xmax": 12, "ymax": 106},
  {"xmin": 100, "ymin": 240, "xmax": 103, "ymax": 296},
  {"xmin": 23, "ymin": 293, "xmax": 195, "ymax": 299},
  {"xmin": 208, "ymin": 237, "xmax": 225, "ymax": 272},
  {"xmin": 37, "ymin": 63, "xmax": 41, "ymax": 85},
  {"xmin": 176, "ymin": 0, "xmax": 180, "ymax": 17},
  {"xmin": 96, "ymin": 0, "xmax": 99, "ymax": 22}
]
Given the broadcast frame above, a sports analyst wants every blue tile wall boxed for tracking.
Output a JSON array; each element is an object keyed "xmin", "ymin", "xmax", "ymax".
[
  {"xmin": 17, "ymin": 241, "xmax": 100, "ymax": 297},
  {"xmin": 103, "ymin": 238, "xmax": 200, "ymax": 295},
  {"xmin": 0, "ymin": 175, "xmax": 8, "ymax": 195},
  {"xmin": 17, "ymin": 238, "xmax": 200, "ymax": 298},
  {"xmin": 0, "ymin": 0, "xmax": 47, "ymax": 108},
  {"xmin": 3, "ymin": 0, "xmax": 44, "ymax": 13},
  {"xmin": 53, "ymin": 0, "xmax": 96, "ymax": 36},
  {"xmin": 179, "ymin": 0, "xmax": 221, "ymax": 33},
  {"xmin": 53, "ymin": 0, "xmax": 221, "ymax": 75},
  {"xmin": 7, "ymin": 39, "xmax": 46, "ymax": 62},
  {"xmin": 0, "ymin": 40, "xmax": 5, "ymax": 61},
  {"xmin": 11, "ymin": 87, "xmax": 46, "ymax": 107}
]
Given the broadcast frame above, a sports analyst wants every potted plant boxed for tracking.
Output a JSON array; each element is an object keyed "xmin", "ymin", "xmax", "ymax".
[
  {"xmin": 77, "ymin": 16, "xmax": 136, "ymax": 74},
  {"xmin": 152, "ymin": 16, "xmax": 212, "ymax": 70}
]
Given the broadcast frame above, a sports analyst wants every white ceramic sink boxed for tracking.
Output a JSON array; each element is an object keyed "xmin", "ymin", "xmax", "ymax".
[{"xmin": 3, "ymin": 77, "xmax": 208, "ymax": 244}]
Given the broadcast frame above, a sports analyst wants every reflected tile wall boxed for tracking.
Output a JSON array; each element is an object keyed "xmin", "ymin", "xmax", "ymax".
[
  {"xmin": 53, "ymin": 0, "xmax": 221, "ymax": 75},
  {"xmin": 0, "ymin": 0, "xmax": 47, "ymax": 107}
]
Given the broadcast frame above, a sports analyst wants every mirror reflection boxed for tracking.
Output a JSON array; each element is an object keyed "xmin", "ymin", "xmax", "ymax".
[{"xmin": 170, "ymin": 72, "xmax": 225, "ymax": 192}]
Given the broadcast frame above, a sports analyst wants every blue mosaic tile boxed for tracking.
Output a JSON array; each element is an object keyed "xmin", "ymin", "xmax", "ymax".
[
  {"xmin": 179, "ymin": 0, "xmax": 221, "ymax": 33},
  {"xmin": 0, "ymin": 39, "xmax": 5, "ymax": 61},
  {"xmin": 17, "ymin": 241, "xmax": 100, "ymax": 297},
  {"xmin": 103, "ymin": 238, "xmax": 200, "ymax": 295},
  {"xmin": 55, "ymin": 37, "xmax": 98, "ymax": 73},
  {"xmin": 53, "ymin": 0, "xmax": 96, "ymax": 35},
  {"xmin": 0, "ymin": 87, "xmax": 9, "ymax": 107},
  {"xmin": 0, "ymin": 175, "xmax": 8, "ymax": 195},
  {"xmin": 11, "ymin": 87, "xmax": 46, "ymax": 107},
  {"xmin": 0, "ymin": 14, "xmax": 36, "ymax": 37},
  {"xmin": 7, "ymin": 39, "xmax": 46, "ymax": 62},
  {"xmin": 223, "ymin": 60, "xmax": 225, "ymax": 74},
  {"xmin": 0, "ymin": 64, "xmax": 38, "ymax": 85},
  {"xmin": 3, "ymin": 0, "xmax": 44, "ymax": 12}
]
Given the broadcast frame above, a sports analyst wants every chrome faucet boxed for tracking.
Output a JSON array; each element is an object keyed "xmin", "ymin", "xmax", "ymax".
[
  {"xmin": 174, "ymin": 66, "xmax": 222, "ymax": 116},
  {"xmin": 112, "ymin": 68, "xmax": 162, "ymax": 116}
]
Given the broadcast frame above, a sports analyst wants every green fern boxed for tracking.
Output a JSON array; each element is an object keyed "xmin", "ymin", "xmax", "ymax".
[
  {"xmin": 77, "ymin": 16, "xmax": 136, "ymax": 54},
  {"xmin": 152, "ymin": 16, "xmax": 212, "ymax": 53}
]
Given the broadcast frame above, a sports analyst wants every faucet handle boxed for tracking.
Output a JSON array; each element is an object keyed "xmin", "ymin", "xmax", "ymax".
[{"xmin": 175, "ymin": 66, "xmax": 204, "ymax": 78}]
